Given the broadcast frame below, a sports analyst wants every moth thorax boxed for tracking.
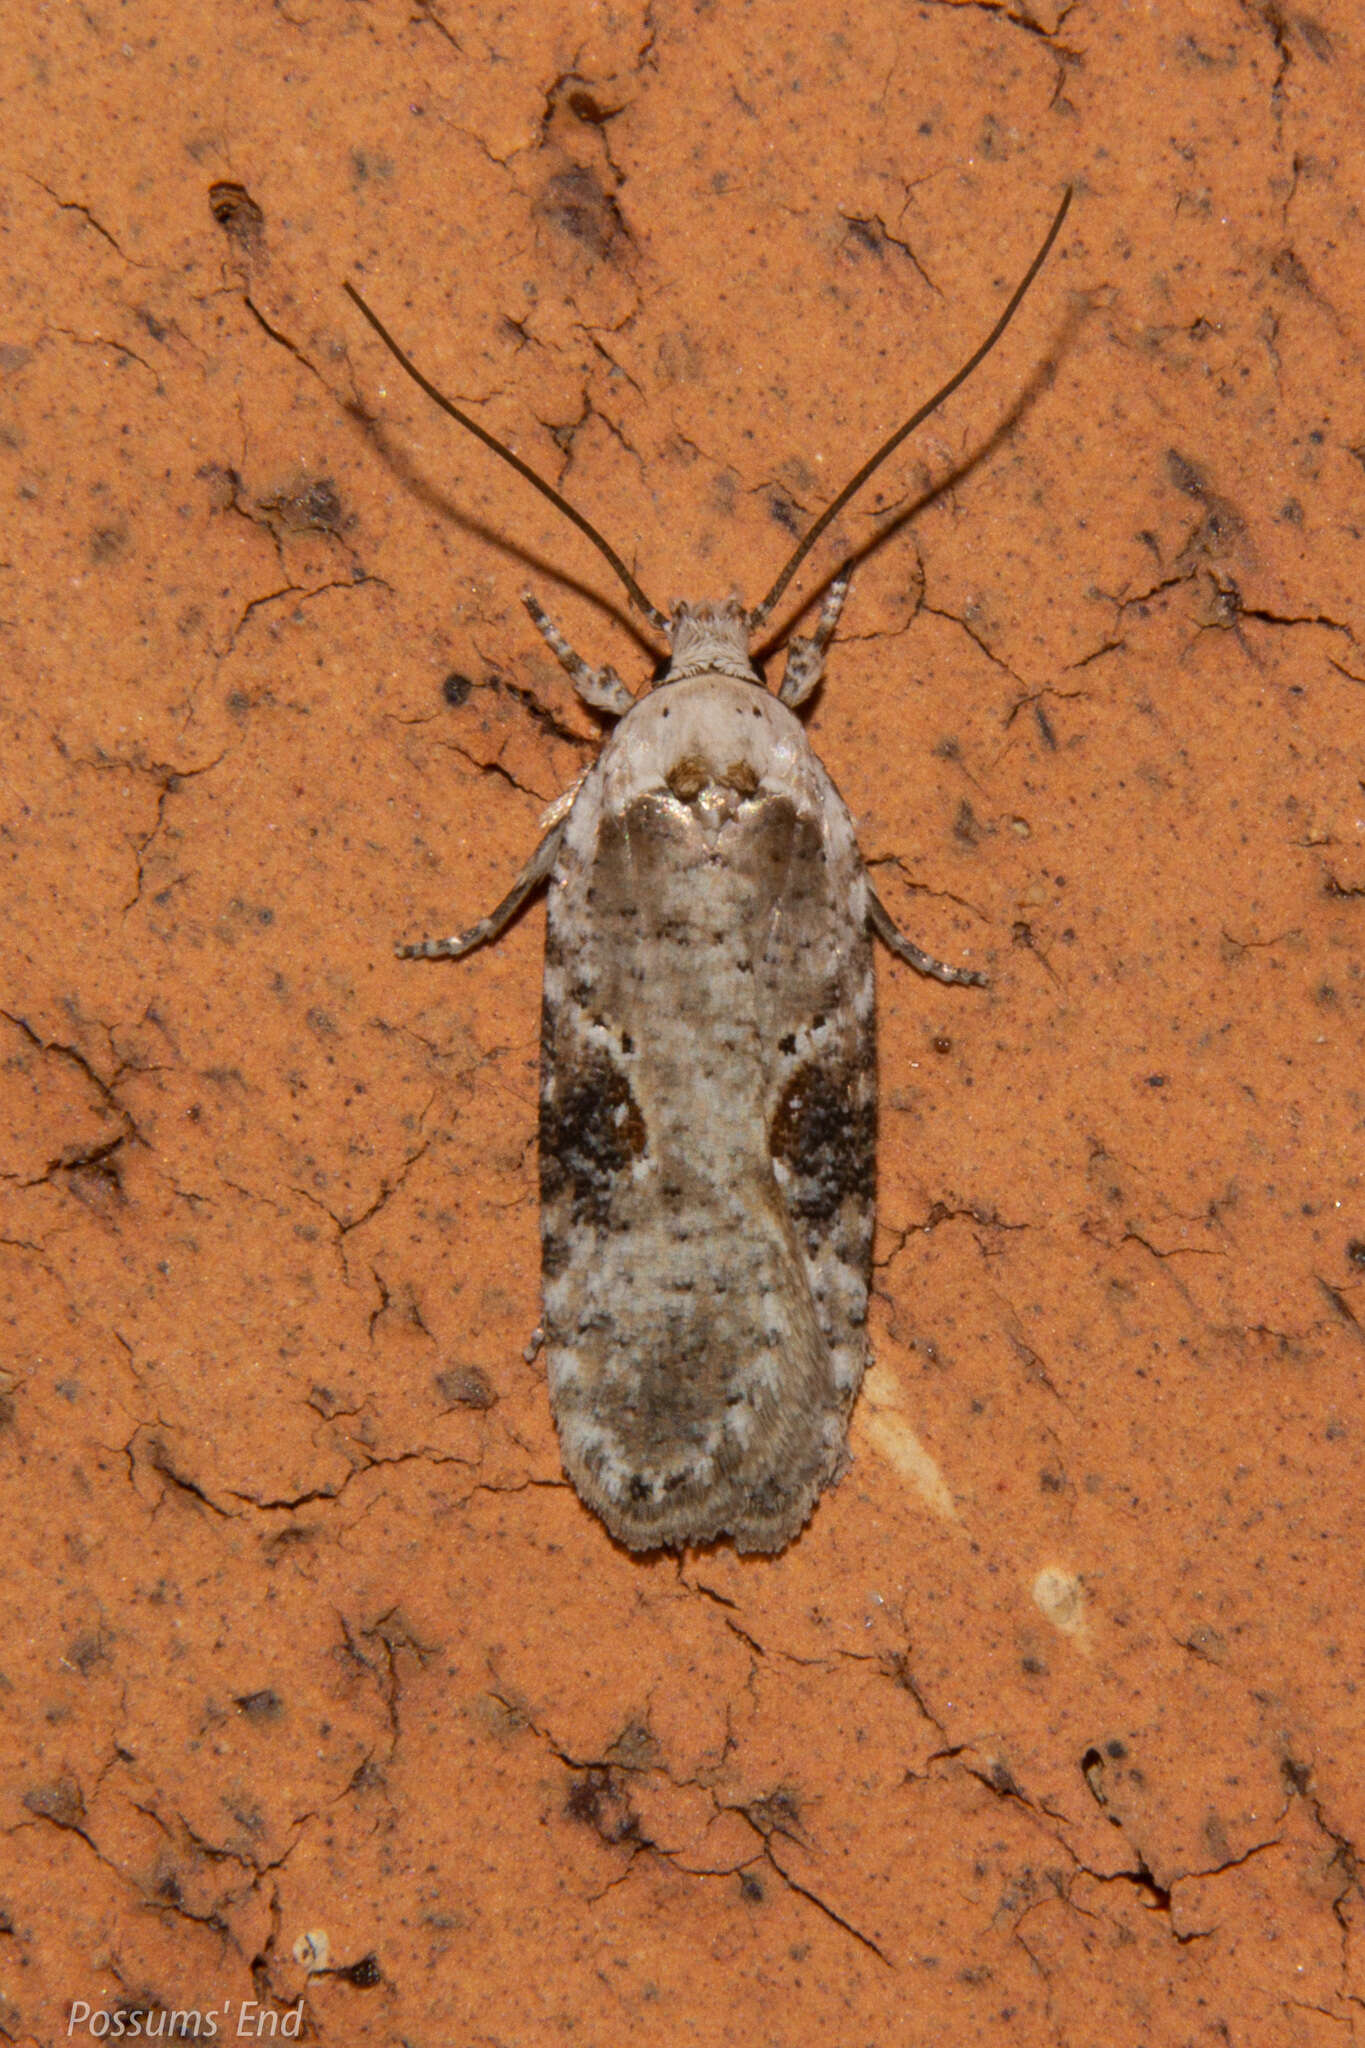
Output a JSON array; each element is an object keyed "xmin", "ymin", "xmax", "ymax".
[{"xmin": 665, "ymin": 598, "xmax": 758, "ymax": 684}]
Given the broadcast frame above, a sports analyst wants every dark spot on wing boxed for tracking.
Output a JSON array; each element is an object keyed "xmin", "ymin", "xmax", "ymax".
[
  {"xmin": 540, "ymin": 1046, "xmax": 647, "ymax": 1227},
  {"xmin": 770, "ymin": 1061, "xmax": 874, "ymax": 1222}
]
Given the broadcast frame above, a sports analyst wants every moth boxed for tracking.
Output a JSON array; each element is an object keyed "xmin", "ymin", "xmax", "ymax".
[{"xmin": 345, "ymin": 189, "xmax": 1069, "ymax": 1554}]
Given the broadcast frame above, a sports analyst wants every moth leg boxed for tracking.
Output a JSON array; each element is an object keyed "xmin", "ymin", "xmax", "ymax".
[
  {"xmin": 397, "ymin": 820, "xmax": 565, "ymax": 961},
  {"xmin": 777, "ymin": 574, "xmax": 851, "ymax": 708},
  {"xmin": 523, "ymin": 591, "xmax": 636, "ymax": 718},
  {"xmin": 538, "ymin": 768, "xmax": 588, "ymax": 833},
  {"xmin": 868, "ymin": 887, "xmax": 989, "ymax": 988}
]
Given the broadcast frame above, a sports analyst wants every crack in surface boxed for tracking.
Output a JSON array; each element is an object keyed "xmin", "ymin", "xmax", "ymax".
[{"xmin": 28, "ymin": 175, "xmax": 147, "ymax": 264}]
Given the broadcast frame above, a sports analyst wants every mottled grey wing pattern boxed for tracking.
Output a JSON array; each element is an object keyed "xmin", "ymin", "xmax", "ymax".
[{"xmin": 540, "ymin": 695, "xmax": 874, "ymax": 1554}]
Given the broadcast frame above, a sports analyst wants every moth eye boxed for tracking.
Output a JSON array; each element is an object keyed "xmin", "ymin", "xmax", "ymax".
[{"xmin": 778, "ymin": 1033, "xmax": 797, "ymax": 1055}]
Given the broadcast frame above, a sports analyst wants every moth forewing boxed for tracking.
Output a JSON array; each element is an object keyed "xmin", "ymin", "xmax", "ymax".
[{"xmin": 540, "ymin": 637, "xmax": 878, "ymax": 1552}]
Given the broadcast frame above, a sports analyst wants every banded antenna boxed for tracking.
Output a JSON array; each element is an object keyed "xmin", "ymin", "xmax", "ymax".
[{"xmin": 343, "ymin": 185, "xmax": 1071, "ymax": 646}]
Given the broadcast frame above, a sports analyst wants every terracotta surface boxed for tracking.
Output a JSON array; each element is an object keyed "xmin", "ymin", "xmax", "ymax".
[{"xmin": 3, "ymin": 1, "xmax": 1363, "ymax": 2041}]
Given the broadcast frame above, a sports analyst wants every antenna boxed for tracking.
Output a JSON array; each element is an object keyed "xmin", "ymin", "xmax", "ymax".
[
  {"xmin": 749, "ymin": 186, "xmax": 1073, "ymax": 631},
  {"xmin": 343, "ymin": 281, "xmax": 669, "ymax": 638}
]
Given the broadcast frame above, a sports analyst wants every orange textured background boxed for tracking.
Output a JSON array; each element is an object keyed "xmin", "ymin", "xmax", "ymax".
[{"xmin": 2, "ymin": 1, "xmax": 1363, "ymax": 2042}]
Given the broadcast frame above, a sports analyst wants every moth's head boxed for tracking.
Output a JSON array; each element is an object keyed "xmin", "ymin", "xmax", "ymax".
[{"xmin": 663, "ymin": 598, "xmax": 759, "ymax": 687}]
